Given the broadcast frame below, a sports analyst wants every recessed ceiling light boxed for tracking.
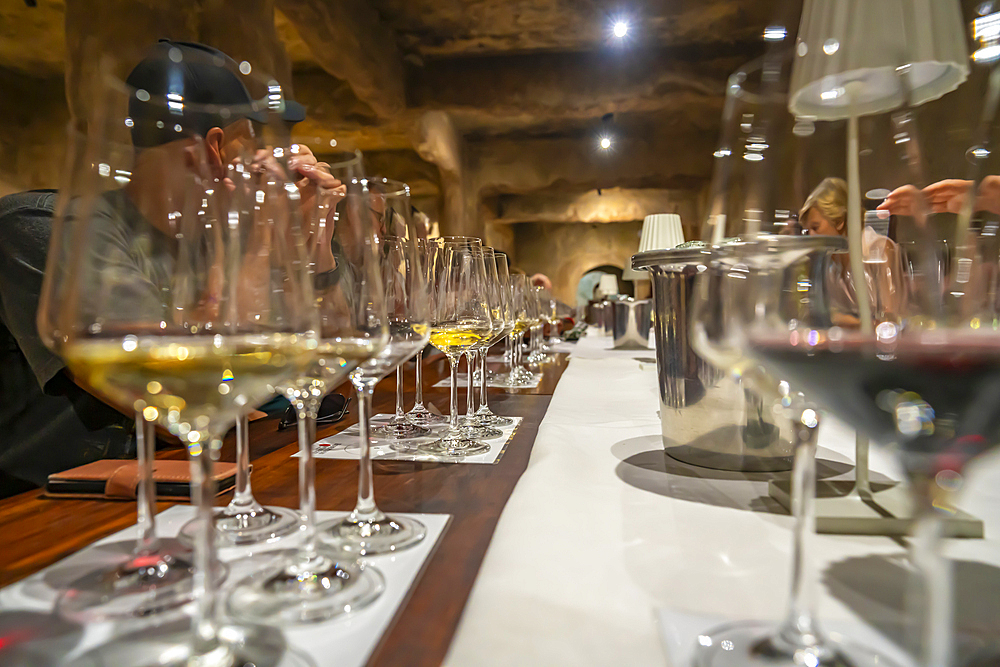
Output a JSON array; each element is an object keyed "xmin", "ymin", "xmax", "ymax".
[
  {"xmin": 599, "ymin": 136, "xmax": 612, "ymax": 150},
  {"xmin": 763, "ymin": 26, "xmax": 786, "ymax": 42},
  {"xmin": 613, "ymin": 21, "xmax": 629, "ymax": 38}
]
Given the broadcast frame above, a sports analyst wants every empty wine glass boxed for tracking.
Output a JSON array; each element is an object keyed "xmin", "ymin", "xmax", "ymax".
[
  {"xmin": 365, "ymin": 179, "xmax": 431, "ymax": 442},
  {"xmin": 407, "ymin": 237, "xmax": 447, "ymax": 427},
  {"xmin": 319, "ymin": 230, "xmax": 430, "ymax": 554},
  {"xmin": 418, "ymin": 239, "xmax": 493, "ymax": 456},
  {"xmin": 40, "ymin": 44, "xmax": 317, "ymax": 665},
  {"xmin": 473, "ymin": 249, "xmax": 515, "ymax": 427},
  {"xmin": 226, "ymin": 181, "xmax": 391, "ymax": 624},
  {"xmin": 458, "ymin": 247, "xmax": 506, "ymax": 440}
]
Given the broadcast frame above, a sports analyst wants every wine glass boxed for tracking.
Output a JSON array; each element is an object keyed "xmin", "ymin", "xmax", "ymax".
[
  {"xmin": 472, "ymin": 249, "xmax": 515, "ymax": 427},
  {"xmin": 503, "ymin": 275, "xmax": 536, "ymax": 387},
  {"xmin": 363, "ymin": 178, "xmax": 432, "ymax": 442},
  {"xmin": 406, "ymin": 237, "xmax": 448, "ymax": 427},
  {"xmin": 418, "ymin": 239, "xmax": 494, "ymax": 456},
  {"xmin": 319, "ymin": 231, "xmax": 430, "ymax": 554},
  {"xmin": 458, "ymin": 247, "xmax": 506, "ymax": 440},
  {"xmin": 526, "ymin": 285, "xmax": 552, "ymax": 365},
  {"xmin": 176, "ymin": 145, "xmax": 365, "ymax": 549},
  {"xmin": 226, "ymin": 180, "xmax": 391, "ymax": 624},
  {"xmin": 688, "ymin": 47, "xmax": 902, "ymax": 667},
  {"xmin": 39, "ymin": 46, "xmax": 316, "ymax": 665}
]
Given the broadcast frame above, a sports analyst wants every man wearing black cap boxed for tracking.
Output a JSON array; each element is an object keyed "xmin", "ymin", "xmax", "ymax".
[{"xmin": 0, "ymin": 40, "xmax": 320, "ymax": 497}]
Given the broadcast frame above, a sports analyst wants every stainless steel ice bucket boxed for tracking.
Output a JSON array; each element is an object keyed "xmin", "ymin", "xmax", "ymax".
[
  {"xmin": 611, "ymin": 298, "xmax": 652, "ymax": 349},
  {"xmin": 631, "ymin": 248, "xmax": 794, "ymax": 472}
]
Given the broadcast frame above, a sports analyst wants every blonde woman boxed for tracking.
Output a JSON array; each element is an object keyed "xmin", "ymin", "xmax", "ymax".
[{"xmin": 800, "ymin": 178, "xmax": 907, "ymax": 325}]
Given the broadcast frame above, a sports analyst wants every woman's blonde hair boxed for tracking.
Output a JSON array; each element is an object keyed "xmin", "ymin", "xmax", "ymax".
[{"xmin": 800, "ymin": 177, "xmax": 848, "ymax": 234}]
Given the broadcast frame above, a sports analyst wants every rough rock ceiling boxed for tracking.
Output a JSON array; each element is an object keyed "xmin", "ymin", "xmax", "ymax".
[
  {"xmin": 0, "ymin": 0, "xmax": 65, "ymax": 76},
  {"xmin": 372, "ymin": 0, "xmax": 775, "ymax": 58},
  {"xmin": 0, "ymin": 0, "xmax": 782, "ymax": 227}
]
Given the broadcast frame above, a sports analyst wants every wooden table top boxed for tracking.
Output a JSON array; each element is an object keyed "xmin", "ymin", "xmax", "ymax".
[{"xmin": 0, "ymin": 349, "xmax": 570, "ymax": 667}]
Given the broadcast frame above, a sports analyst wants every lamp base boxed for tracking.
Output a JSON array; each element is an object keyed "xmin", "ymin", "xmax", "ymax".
[{"xmin": 768, "ymin": 477, "xmax": 983, "ymax": 537}]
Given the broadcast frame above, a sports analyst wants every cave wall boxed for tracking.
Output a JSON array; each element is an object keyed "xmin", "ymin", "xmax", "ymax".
[{"xmin": 508, "ymin": 220, "xmax": 645, "ymax": 306}]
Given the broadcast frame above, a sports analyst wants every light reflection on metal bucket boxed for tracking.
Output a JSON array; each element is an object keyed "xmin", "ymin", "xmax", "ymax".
[
  {"xmin": 632, "ymin": 248, "xmax": 794, "ymax": 472},
  {"xmin": 611, "ymin": 299, "xmax": 653, "ymax": 349}
]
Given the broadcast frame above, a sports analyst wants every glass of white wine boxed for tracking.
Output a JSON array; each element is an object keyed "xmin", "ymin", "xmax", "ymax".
[
  {"xmin": 504, "ymin": 275, "xmax": 537, "ymax": 386},
  {"xmin": 40, "ymin": 46, "xmax": 317, "ymax": 666},
  {"xmin": 418, "ymin": 239, "xmax": 494, "ymax": 456}
]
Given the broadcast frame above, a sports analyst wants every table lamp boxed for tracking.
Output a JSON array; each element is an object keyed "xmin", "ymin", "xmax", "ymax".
[
  {"xmin": 595, "ymin": 273, "xmax": 620, "ymax": 298},
  {"xmin": 621, "ymin": 213, "xmax": 685, "ymax": 281},
  {"xmin": 776, "ymin": 0, "xmax": 973, "ymax": 536}
]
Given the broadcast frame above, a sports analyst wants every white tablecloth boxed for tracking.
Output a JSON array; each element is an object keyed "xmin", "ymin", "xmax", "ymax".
[{"xmin": 445, "ymin": 342, "xmax": 1000, "ymax": 665}]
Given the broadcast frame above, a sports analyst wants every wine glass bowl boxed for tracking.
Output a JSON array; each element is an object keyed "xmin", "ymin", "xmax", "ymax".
[
  {"xmin": 419, "ymin": 239, "xmax": 494, "ymax": 457},
  {"xmin": 38, "ymin": 45, "xmax": 320, "ymax": 665}
]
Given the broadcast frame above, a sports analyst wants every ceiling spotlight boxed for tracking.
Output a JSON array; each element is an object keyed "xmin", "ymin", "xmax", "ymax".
[
  {"xmin": 599, "ymin": 136, "xmax": 612, "ymax": 150},
  {"xmin": 613, "ymin": 20, "xmax": 629, "ymax": 38},
  {"xmin": 763, "ymin": 26, "xmax": 787, "ymax": 42}
]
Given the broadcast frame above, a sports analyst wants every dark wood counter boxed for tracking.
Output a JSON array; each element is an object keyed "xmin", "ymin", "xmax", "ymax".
[{"xmin": 0, "ymin": 350, "xmax": 570, "ymax": 667}]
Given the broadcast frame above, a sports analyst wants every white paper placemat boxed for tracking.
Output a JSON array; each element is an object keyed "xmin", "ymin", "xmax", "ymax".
[
  {"xmin": 433, "ymin": 375, "xmax": 540, "ymax": 389},
  {"xmin": 304, "ymin": 414, "xmax": 524, "ymax": 465},
  {"xmin": 0, "ymin": 505, "xmax": 449, "ymax": 667}
]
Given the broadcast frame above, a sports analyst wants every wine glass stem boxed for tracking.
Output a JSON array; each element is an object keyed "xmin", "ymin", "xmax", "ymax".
[
  {"xmin": 395, "ymin": 366, "xmax": 405, "ymax": 418},
  {"xmin": 448, "ymin": 355, "xmax": 460, "ymax": 431},
  {"xmin": 189, "ymin": 438, "xmax": 222, "ymax": 655},
  {"xmin": 134, "ymin": 411, "xmax": 159, "ymax": 555},
  {"xmin": 414, "ymin": 350, "xmax": 424, "ymax": 408},
  {"xmin": 296, "ymin": 397, "xmax": 321, "ymax": 558},
  {"xmin": 912, "ymin": 509, "xmax": 951, "ymax": 667},
  {"xmin": 466, "ymin": 351, "xmax": 476, "ymax": 415},
  {"xmin": 778, "ymin": 412, "xmax": 823, "ymax": 649},
  {"xmin": 505, "ymin": 335, "xmax": 514, "ymax": 377},
  {"xmin": 229, "ymin": 413, "xmax": 257, "ymax": 511},
  {"xmin": 479, "ymin": 349, "xmax": 489, "ymax": 410},
  {"xmin": 354, "ymin": 382, "xmax": 378, "ymax": 516}
]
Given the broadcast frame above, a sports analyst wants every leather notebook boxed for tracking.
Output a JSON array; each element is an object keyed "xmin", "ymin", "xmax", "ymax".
[{"xmin": 45, "ymin": 459, "xmax": 238, "ymax": 501}]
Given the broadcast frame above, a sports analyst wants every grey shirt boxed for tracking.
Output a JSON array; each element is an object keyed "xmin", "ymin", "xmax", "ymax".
[{"xmin": 0, "ymin": 190, "xmax": 135, "ymax": 492}]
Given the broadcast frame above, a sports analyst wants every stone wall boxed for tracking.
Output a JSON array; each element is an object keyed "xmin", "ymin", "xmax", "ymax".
[
  {"xmin": 505, "ymin": 220, "xmax": 645, "ymax": 306},
  {"xmin": 0, "ymin": 70, "xmax": 69, "ymax": 196}
]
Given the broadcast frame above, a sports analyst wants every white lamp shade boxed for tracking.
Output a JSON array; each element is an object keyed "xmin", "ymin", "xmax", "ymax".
[
  {"xmin": 790, "ymin": 0, "xmax": 969, "ymax": 119},
  {"xmin": 623, "ymin": 213, "xmax": 686, "ymax": 280},
  {"xmin": 596, "ymin": 274, "xmax": 620, "ymax": 297},
  {"xmin": 638, "ymin": 213, "xmax": 685, "ymax": 252}
]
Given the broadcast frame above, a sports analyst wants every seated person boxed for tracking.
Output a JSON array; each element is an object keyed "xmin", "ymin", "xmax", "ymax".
[
  {"xmin": 0, "ymin": 190, "xmax": 136, "ymax": 498},
  {"xmin": 800, "ymin": 177, "xmax": 907, "ymax": 326},
  {"xmin": 0, "ymin": 40, "xmax": 329, "ymax": 498}
]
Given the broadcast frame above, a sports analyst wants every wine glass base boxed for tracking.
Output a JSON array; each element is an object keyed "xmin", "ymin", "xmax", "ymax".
[
  {"xmin": 63, "ymin": 617, "xmax": 313, "ymax": 667},
  {"xmin": 371, "ymin": 421, "xmax": 431, "ymax": 439},
  {"xmin": 178, "ymin": 505, "xmax": 300, "ymax": 548},
  {"xmin": 55, "ymin": 538, "xmax": 217, "ymax": 622},
  {"xmin": 227, "ymin": 551, "xmax": 385, "ymax": 625},
  {"xmin": 693, "ymin": 620, "xmax": 902, "ymax": 667},
  {"xmin": 319, "ymin": 514, "xmax": 426, "ymax": 556},
  {"xmin": 406, "ymin": 406, "xmax": 448, "ymax": 427},
  {"xmin": 461, "ymin": 425, "xmax": 504, "ymax": 440},
  {"xmin": 416, "ymin": 436, "xmax": 491, "ymax": 457},
  {"xmin": 476, "ymin": 412, "xmax": 515, "ymax": 427}
]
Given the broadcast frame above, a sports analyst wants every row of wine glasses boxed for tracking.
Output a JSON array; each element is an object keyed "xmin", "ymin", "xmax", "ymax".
[{"xmin": 35, "ymin": 47, "xmax": 503, "ymax": 665}]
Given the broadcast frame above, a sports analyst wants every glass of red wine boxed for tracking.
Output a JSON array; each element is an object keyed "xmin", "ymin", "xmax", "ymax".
[
  {"xmin": 705, "ymin": 11, "xmax": 997, "ymax": 667},
  {"xmin": 688, "ymin": 42, "xmax": 905, "ymax": 667}
]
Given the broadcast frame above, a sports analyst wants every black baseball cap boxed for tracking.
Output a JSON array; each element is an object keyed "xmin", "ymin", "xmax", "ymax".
[{"xmin": 125, "ymin": 40, "xmax": 306, "ymax": 148}]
